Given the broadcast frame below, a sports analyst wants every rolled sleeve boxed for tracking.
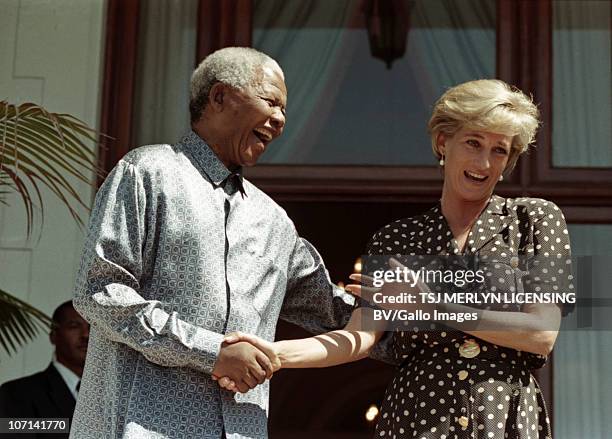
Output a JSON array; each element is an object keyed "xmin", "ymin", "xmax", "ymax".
[{"xmin": 363, "ymin": 230, "xmax": 400, "ymax": 366}]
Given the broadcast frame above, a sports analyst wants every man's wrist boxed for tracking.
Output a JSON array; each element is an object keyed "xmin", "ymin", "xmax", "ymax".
[{"xmin": 206, "ymin": 331, "xmax": 228, "ymax": 376}]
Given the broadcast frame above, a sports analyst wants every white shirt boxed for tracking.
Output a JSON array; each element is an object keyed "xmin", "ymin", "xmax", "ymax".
[{"xmin": 52, "ymin": 356, "xmax": 80, "ymax": 400}]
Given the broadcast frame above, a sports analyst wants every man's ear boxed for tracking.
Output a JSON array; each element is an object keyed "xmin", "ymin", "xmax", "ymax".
[
  {"xmin": 49, "ymin": 327, "xmax": 57, "ymax": 346},
  {"xmin": 208, "ymin": 83, "xmax": 226, "ymax": 112}
]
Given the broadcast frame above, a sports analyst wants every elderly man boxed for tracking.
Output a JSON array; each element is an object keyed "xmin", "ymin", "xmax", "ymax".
[{"xmin": 70, "ymin": 47, "xmax": 354, "ymax": 438}]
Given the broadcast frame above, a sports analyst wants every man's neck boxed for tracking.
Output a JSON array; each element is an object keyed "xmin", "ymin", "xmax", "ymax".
[{"xmin": 192, "ymin": 123, "xmax": 234, "ymax": 170}]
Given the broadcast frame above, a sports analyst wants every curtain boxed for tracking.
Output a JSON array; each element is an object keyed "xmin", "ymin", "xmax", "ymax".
[
  {"xmin": 252, "ymin": 0, "xmax": 495, "ymax": 165},
  {"xmin": 132, "ymin": 0, "xmax": 198, "ymax": 147},
  {"xmin": 252, "ymin": 0, "xmax": 358, "ymax": 163},
  {"xmin": 408, "ymin": 0, "xmax": 495, "ymax": 108},
  {"xmin": 552, "ymin": 0, "xmax": 612, "ymax": 167}
]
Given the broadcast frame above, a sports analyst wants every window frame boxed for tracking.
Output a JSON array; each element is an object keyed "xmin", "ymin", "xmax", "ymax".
[{"xmin": 99, "ymin": 2, "xmax": 612, "ymax": 432}]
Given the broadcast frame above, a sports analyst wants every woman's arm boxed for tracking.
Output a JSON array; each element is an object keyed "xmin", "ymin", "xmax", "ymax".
[
  {"xmin": 215, "ymin": 309, "xmax": 385, "ymax": 392},
  {"xmin": 430, "ymin": 200, "xmax": 571, "ymax": 355},
  {"xmin": 347, "ymin": 264, "xmax": 562, "ymax": 357},
  {"xmin": 225, "ymin": 308, "xmax": 384, "ymax": 369},
  {"xmin": 435, "ymin": 302, "xmax": 561, "ymax": 356},
  {"xmin": 276, "ymin": 307, "xmax": 384, "ymax": 368}
]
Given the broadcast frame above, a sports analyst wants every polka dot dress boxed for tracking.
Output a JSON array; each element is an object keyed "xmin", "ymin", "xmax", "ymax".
[{"xmin": 367, "ymin": 196, "xmax": 573, "ymax": 439}]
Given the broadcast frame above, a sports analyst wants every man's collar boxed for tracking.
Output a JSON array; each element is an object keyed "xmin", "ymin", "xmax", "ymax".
[
  {"xmin": 232, "ymin": 172, "xmax": 247, "ymax": 198},
  {"xmin": 52, "ymin": 355, "xmax": 80, "ymax": 398},
  {"xmin": 180, "ymin": 131, "xmax": 247, "ymax": 197}
]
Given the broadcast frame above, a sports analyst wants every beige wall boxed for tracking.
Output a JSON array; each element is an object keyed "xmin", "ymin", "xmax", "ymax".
[{"xmin": 0, "ymin": 0, "xmax": 105, "ymax": 383}]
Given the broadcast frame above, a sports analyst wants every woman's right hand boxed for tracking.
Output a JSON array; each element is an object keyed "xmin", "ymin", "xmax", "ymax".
[
  {"xmin": 345, "ymin": 257, "xmax": 431, "ymax": 312},
  {"xmin": 214, "ymin": 332, "xmax": 282, "ymax": 392}
]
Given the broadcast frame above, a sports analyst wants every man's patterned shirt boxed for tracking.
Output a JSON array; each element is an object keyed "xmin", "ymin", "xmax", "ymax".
[{"xmin": 70, "ymin": 131, "xmax": 354, "ymax": 439}]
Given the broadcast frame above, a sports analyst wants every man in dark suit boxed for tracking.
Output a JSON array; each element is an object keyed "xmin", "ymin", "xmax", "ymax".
[{"xmin": 0, "ymin": 301, "xmax": 89, "ymax": 437}]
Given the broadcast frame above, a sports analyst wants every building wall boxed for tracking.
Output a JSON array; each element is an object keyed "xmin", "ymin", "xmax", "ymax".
[{"xmin": 0, "ymin": 0, "xmax": 106, "ymax": 383}]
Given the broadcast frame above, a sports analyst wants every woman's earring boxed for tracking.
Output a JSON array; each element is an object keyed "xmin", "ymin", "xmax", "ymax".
[
  {"xmin": 439, "ymin": 156, "xmax": 445, "ymax": 166},
  {"xmin": 499, "ymin": 175, "xmax": 504, "ymax": 182}
]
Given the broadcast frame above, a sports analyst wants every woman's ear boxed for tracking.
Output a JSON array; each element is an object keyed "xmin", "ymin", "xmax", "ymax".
[{"xmin": 436, "ymin": 132, "xmax": 447, "ymax": 157}]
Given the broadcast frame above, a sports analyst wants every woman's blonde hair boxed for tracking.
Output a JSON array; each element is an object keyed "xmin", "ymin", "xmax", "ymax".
[{"xmin": 428, "ymin": 79, "xmax": 540, "ymax": 173}]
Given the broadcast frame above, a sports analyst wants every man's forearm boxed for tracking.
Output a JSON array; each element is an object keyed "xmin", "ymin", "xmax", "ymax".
[{"xmin": 74, "ymin": 286, "xmax": 225, "ymax": 374}]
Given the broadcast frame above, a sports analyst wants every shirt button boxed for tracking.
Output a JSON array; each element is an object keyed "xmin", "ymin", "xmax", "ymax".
[
  {"xmin": 458, "ymin": 416, "xmax": 469, "ymax": 428},
  {"xmin": 458, "ymin": 339, "xmax": 481, "ymax": 358},
  {"xmin": 457, "ymin": 370, "xmax": 468, "ymax": 380}
]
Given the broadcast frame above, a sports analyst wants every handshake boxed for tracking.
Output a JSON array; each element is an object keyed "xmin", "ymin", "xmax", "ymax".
[
  {"xmin": 208, "ymin": 269, "xmax": 388, "ymax": 393},
  {"xmin": 211, "ymin": 332, "xmax": 280, "ymax": 394}
]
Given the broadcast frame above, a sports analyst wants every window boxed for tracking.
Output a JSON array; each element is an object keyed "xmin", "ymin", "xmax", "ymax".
[{"xmin": 252, "ymin": 0, "xmax": 496, "ymax": 165}]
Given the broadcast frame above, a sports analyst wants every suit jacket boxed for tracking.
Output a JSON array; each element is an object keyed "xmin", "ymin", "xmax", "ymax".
[{"xmin": 0, "ymin": 363, "xmax": 75, "ymax": 438}]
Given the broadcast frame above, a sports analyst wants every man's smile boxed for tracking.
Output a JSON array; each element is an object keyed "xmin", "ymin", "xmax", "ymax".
[{"xmin": 253, "ymin": 128, "xmax": 273, "ymax": 143}]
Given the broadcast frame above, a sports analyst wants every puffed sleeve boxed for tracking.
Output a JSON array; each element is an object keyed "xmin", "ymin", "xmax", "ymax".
[
  {"xmin": 523, "ymin": 199, "xmax": 575, "ymax": 316},
  {"xmin": 73, "ymin": 159, "xmax": 224, "ymax": 374},
  {"xmin": 363, "ymin": 230, "xmax": 402, "ymax": 366}
]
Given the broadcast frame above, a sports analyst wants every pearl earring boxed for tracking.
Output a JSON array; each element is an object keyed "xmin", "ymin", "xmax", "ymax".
[
  {"xmin": 439, "ymin": 156, "xmax": 445, "ymax": 166},
  {"xmin": 499, "ymin": 175, "xmax": 504, "ymax": 182}
]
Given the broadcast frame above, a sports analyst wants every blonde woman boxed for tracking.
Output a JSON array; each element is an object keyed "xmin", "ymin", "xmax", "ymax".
[{"xmin": 216, "ymin": 80, "xmax": 573, "ymax": 439}]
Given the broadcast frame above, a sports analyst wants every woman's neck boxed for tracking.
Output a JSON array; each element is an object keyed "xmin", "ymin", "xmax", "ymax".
[{"xmin": 440, "ymin": 186, "xmax": 491, "ymax": 231}]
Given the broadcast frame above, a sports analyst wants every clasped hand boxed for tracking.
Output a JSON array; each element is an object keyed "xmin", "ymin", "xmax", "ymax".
[
  {"xmin": 211, "ymin": 333, "xmax": 280, "ymax": 393},
  {"xmin": 212, "ymin": 259, "xmax": 429, "ymax": 393}
]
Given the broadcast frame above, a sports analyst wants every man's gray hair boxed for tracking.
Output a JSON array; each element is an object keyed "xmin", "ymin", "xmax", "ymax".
[{"xmin": 189, "ymin": 47, "xmax": 280, "ymax": 123}]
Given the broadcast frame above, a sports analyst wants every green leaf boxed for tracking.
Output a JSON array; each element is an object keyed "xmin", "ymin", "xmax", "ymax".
[
  {"xmin": 0, "ymin": 288, "xmax": 52, "ymax": 357},
  {"xmin": 0, "ymin": 100, "xmax": 105, "ymax": 235}
]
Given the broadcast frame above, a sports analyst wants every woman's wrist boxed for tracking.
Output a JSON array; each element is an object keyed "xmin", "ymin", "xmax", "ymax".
[{"xmin": 274, "ymin": 340, "xmax": 290, "ymax": 369}]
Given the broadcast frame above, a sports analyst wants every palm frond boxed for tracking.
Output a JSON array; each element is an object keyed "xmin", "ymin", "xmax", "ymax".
[
  {"xmin": 0, "ymin": 101, "xmax": 106, "ymax": 236},
  {"xmin": 0, "ymin": 170, "xmax": 14, "ymax": 205},
  {"xmin": 0, "ymin": 288, "xmax": 52, "ymax": 356},
  {"xmin": 0, "ymin": 101, "xmax": 104, "ymax": 359}
]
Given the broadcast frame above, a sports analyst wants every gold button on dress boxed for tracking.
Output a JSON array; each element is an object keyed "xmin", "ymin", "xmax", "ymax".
[
  {"xmin": 458, "ymin": 339, "xmax": 481, "ymax": 358},
  {"xmin": 510, "ymin": 256, "xmax": 520, "ymax": 268}
]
